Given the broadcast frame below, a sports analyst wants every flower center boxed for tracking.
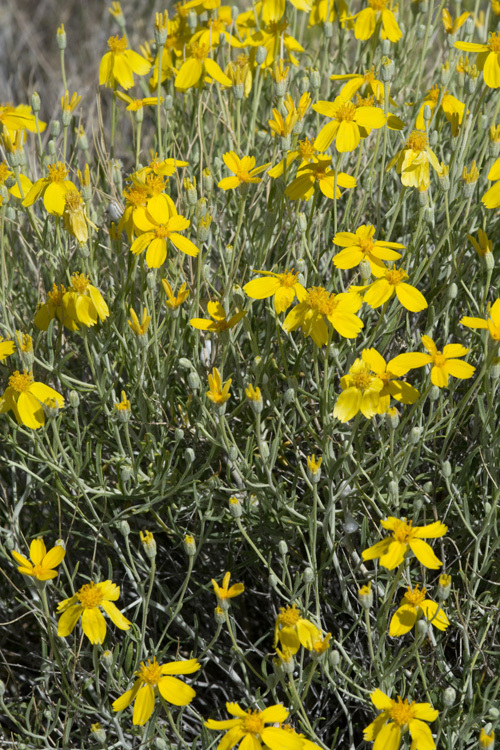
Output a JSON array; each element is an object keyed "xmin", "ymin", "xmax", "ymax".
[
  {"xmin": 243, "ymin": 710, "xmax": 265, "ymax": 735},
  {"xmin": 48, "ymin": 283, "xmax": 66, "ymax": 306},
  {"xmin": 108, "ymin": 35, "xmax": 128, "ymax": 54},
  {"xmin": 191, "ymin": 41, "xmax": 210, "ymax": 61},
  {"xmin": 278, "ymin": 605, "xmax": 300, "ymax": 627},
  {"xmin": 71, "ymin": 272, "xmax": 90, "ymax": 294},
  {"xmin": 389, "ymin": 697, "xmax": 417, "ymax": 727},
  {"xmin": 385, "ymin": 269, "xmax": 406, "ymax": 285},
  {"xmin": 404, "ymin": 584, "xmax": 427, "ymax": 607},
  {"xmin": 0, "ymin": 162, "xmax": 10, "ymax": 183},
  {"xmin": 352, "ymin": 371, "xmax": 373, "ymax": 390},
  {"xmin": 489, "ymin": 32, "xmax": 500, "ymax": 53},
  {"xmin": 392, "ymin": 519, "xmax": 414, "ymax": 543},
  {"xmin": 138, "ymin": 658, "xmax": 162, "ymax": 686},
  {"xmin": 427, "ymin": 85, "xmax": 440, "ymax": 103},
  {"xmin": 406, "ymin": 130, "xmax": 427, "ymax": 152},
  {"xmin": 359, "ymin": 237, "xmax": 374, "ymax": 254},
  {"xmin": 146, "ymin": 173, "xmax": 167, "ymax": 195},
  {"xmin": 32, "ymin": 563, "xmax": 44, "ymax": 575},
  {"xmin": 433, "ymin": 352, "xmax": 446, "ymax": 367},
  {"xmin": 64, "ymin": 190, "xmax": 84, "ymax": 213},
  {"xmin": 47, "ymin": 162, "xmax": 69, "ymax": 183},
  {"xmin": 280, "ymin": 270, "xmax": 299, "ymax": 288},
  {"xmin": 78, "ymin": 582, "xmax": 104, "ymax": 609},
  {"xmin": 154, "ymin": 225, "xmax": 170, "ymax": 239},
  {"xmin": 299, "ymin": 139, "xmax": 316, "ymax": 159},
  {"xmin": 306, "ymin": 286, "xmax": 337, "ymax": 316},
  {"xmin": 334, "ymin": 101, "xmax": 357, "ymax": 122},
  {"xmin": 8, "ymin": 370, "xmax": 33, "ymax": 393},
  {"xmin": 364, "ymin": 69, "xmax": 375, "ymax": 83},
  {"xmin": 369, "ymin": 0, "xmax": 388, "ymax": 9}
]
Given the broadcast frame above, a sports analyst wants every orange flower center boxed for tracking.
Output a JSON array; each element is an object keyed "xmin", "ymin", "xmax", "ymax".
[
  {"xmin": 242, "ymin": 710, "xmax": 265, "ymax": 735},
  {"xmin": 124, "ymin": 186, "xmax": 148, "ymax": 208},
  {"xmin": 71, "ymin": 272, "xmax": 90, "ymax": 294},
  {"xmin": 352, "ymin": 371, "xmax": 373, "ymax": 390},
  {"xmin": 279, "ymin": 270, "xmax": 299, "ymax": 287},
  {"xmin": 108, "ymin": 35, "xmax": 128, "ymax": 54},
  {"xmin": 364, "ymin": 69, "xmax": 376, "ymax": 83},
  {"xmin": 138, "ymin": 658, "xmax": 162, "ymax": 686},
  {"xmin": 154, "ymin": 225, "xmax": 170, "ymax": 239},
  {"xmin": 48, "ymin": 283, "xmax": 66, "ymax": 306},
  {"xmin": 369, "ymin": 0, "xmax": 388, "ymax": 9},
  {"xmin": 389, "ymin": 696, "xmax": 417, "ymax": 726},
  {"xmin": 78, "ymin": 582, "xmax": 104, "ymax": 609},
  {"xmin": 191, "ymin": 41, "xmax": 210, "ymax": 61},
  {"xmin": 47, "ymin": 162, "xmax": 69, "ymax": 183},
  {"xmin": 489, "ymin": 32, "xmax": 500, "ymax": 53},
  {"xmin": 385, "ymin": 269, "xmax": 406, "ymax": 285},
  {"xmin": 278, "ymin": 604, "xmax": 300, "ymax": 627},
  {"xmin": 392, "ymin": 519, "xmax": 414, "ymax": 543},
  {"xmin": 146, "ymin": 173, "xmax": 167, "ymax": 195},
  {"xmin": 8, "ymin": 370, "xmax": 33, "ymax": 393},
  {"xmin": 358, "ymin": 237, "xmax": 374, "ymax": 254},
  {"xmin": 334, "ymin": 101, "xmax": 357, "ymax": 122},
  {"xmin": 433, "ymin": 352, "xmax": 446, "ymax": 367},
  {"xmin": 64, "ymin": 190, "xmax": 84, "ymax": 214},
  {"xmin": 427, "ymin": 85, "xmax": 440, "ymax": 103},
  {"xmin": 404, "ymin": 585, "xmax": 427, "ymax": 607},
  {"xmin": 306, "ymin": 286, "xmax": 337, "ymax": 316},
  {"xmin": 299, "ymin": 139, "xmax": 316, "ymax": 159},
  {"xmin": 406, "ymin": 130, "xmax": 427, "ymax": 152}
]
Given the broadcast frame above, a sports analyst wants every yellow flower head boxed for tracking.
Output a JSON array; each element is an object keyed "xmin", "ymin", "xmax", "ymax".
[
  {"xmin": 212, "ymin": 572, "xmax": 245, "ymax": 609},
  {"xmin": 205, "ymin": 701, "xmax": 303, "ymax": 750},
  {"xmin": 128, "ymin": 307, "xmax": 151, "ymax": 337},
  {"xmin": 362, "ymin": 516, "xmax": 448, "ymax": 570},
  {"xmin": 190, "ymin": 301, "xmax": 246, "ymax": 333},
  {"xmin": 307, "ymin": 454, "xmax": 322, "ymax": 475},
  {"xmin": 113, "ymin": 656, "xmax": 200, "ymax": 725},
  {"xmin": 313, "ymin": 95, "xmax": 386, "ymax": 153},
  {"xmin": 364, "ymin": 689, "xmax": 438, "ymax": 749},
  {"xmin": 22, "ymin": 161, "xmax": 77, "ymax": 216},
  {"xmin": 218, "ymin": 152, "xmax": 271, "ymax": 190},
  {"xmin": 115, "ymin": 390, "xmax": 131, "ymax": 413},
  {"xmin": 174, "ymin": 41, "xmax": 232, "ymax": 91},
  {"xmin": 358, "ymin": 263, "xmax": 428, "ymax": 312},
  {"xmin": 63, "ymin": 273, "xmax": 110, "ymax": 329},
  {"xmin": 387, "ymin": 130, "xmax": 442, "ymax": 191},
  {"xmin": 162, "ymin": 280, "xmax": 190, "ymax": 310},
  {"xmin": 479, "ymin": 728, "xmax": 495, "ymax": 748},
  {"xmin": 455, "ymin": 32, "xmax": 500, "ymax": 88},
  {"xmin": 11, "ymin": 537, "xmax": 65, "ymax": 581},
  {"xmin": 244, "ymin": 269, "xmax": 307, "ymax": 314},
  {"xmin": 0, "ymin": 370, "xmax": 64, "ymax": 429},
  {"xmin": 273, "ymin": 603, "xmax": 321, "ymax": 654},
  {"xmin": 389, "ymin": 335, "xmax": 475, "ymax": 388},
  {"xmin": 389, "ymin": 583, "xmax": 449, "ymax": 636},
  {"xmin": 461, "ymin": 298, "xmax": 500, "ymax": 342},
  {"xmin": 99, "ymin": 35, "xmax": 151, "ymax": 90},
  {"xmin": 334, "ymin": 357, "xmax": 384, "ymax": 422},
  {"xmin": 57, "ymin": 579, "xmax": 131, "ymax": 644},
  {"xmin": 283, "ymin": 285, "xmax": 363, "ymax": 346},
  {"xmin": 442, "ymin": 8, "xmax": 469, "ymax": 35},
  {"xmin": 245, "ymin": 383, "xmax": 262, "ymax": 402},
  {"xmin": 61, "ymin": 91, "xmax": 82, "ymax": 115},
  {"xmin": 354, "ymin": 1, "xmax": 402, "ymax": 43},
  {"xmin": 206, "ymin": 367, "xmax": 232, "ymax": 406}
]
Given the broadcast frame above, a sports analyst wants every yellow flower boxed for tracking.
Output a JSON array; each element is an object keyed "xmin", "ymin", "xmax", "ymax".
[
  {"xmin": 205, "ymin": 701, "xmax": 303, "ymax": 750},
  {"xmin": 206, "ymin": 368, "xmax": 231, "ymax": 405},
  {"xmin": 479, "ymin": 728, "xmax": 495, "ymax": 748},
  {"xmin": 57, "ymin": 579, "xmax": 131, "ymax": 644},
  {"xmin": 313, "ymin": 95, "xmax": 386, "ymax": 153},
  {"xmin": 115, "ymin": 91, "xmax": 160, "ymax": 111},
  {"xmin": 455, "ymin": 32, "xmax": 500, "ymax": 88},
  {"xmin": 63, "ymin": 273, "xmax": 110, "ymax": 328},
  {"xmin": 175, "ymin": 42, "xmax": 232, "ymax": 91},
  {"xmin": 307, "ymin": 454, "xmax": 322, "ymax": 475},
  {"xmin": 389, "ymin": 335, "xmax": 475, "ymax": 388},
  {"xmin": 442, "ymin": 8, "xmax": 469, "ymax": 35},
  {"xmin": 128, "ymin": 307, "xmax": 151, "ymax": 336},
  {"xmin": 268, "ymin": 138, "xmax": 319, "ymax": 179},
  {"xmin": 115, "ymin": 390, "xmax": 131, "ymax": 413},
  {"xmin": 22, "ymin": 162, "xmax": 77, "ymax": 216},
  {"xmin": 162, "ymin": 280, "xmax": 190, "ymax": 310},
  {"xmin": 225, "ymin": 55, "xmax": 253, "ymax": 97},
  {"xmin": 0, "ymin": 103, "xmax": 46, "ymax": 136},
  {"xmin": 34, "ymin": 283, "xmax": 79, "ymax": 332},
  {"xmin": 482, "ymin": 156, "xmax": 500, "ymax": 208},
  {"xmin": 99, "ymin": 35, "xmax": 151, "ymax": 89},
  {"xmin": 245, "ymin": 383, "xmax": 262, "ymax": 403},
  {"xmin": 0, "ymin": 370, "xmax": 64, "ymax": 429},
  {"xmin": 191, "ymin": 6, "xmax": 242, "ymax": 48},
  {"xmin": 462, "ymin": 161, "xmax": 479, "ymax": 185},
  {"xmin": 62, "ymin": 189, "xmax": 95, "ymax": 243},
  {"xmin": 246, "ymin": 18, "xmax": 304, "ymax": 67},
  {"xmin": 113, "ymin": 656, "xmax": 200, "ymax": 725},
  {"xmin": 461, "ymin": 299, "xmax": 500, "ymax": 341},
  {"xmin": 334, "ymin": 358, "xmax": 385, "ymax": 422},
  {"xmin": 285, "ymin": 158, "xmax": 356, "ymax": 201},
  {"xmin": 61, "ymin": 90, "xmax": 82, "ymax": 115},
  {"xmin": 0, "ymin": 337, "xmax": 15, "ymax": 361},
  {"xmin": 362, "ymin": 516, "xmax": 448, "ymax": 570},
  {"xmin": 389, "ymin": 584, "xmax": 449, "ymax": 636},
  {"xmin": 332, "ymin": 224, "xmax": 404, "ymax": 271},
  {"xmin": 387, "ymin": 130, "xmax": 441, "ymax": 191},
  {"xmin": 354, "ymin": 1, "xmax": 402, "ymax": 43},
  {"xmin": 244, "ymin": 269, "xmax": 307, "ymax": 313},
  {"xmin": 130, "ymin": 199, "xmax": 199, "ymax": 267},
  {"xmin": 330, "ymin": 66, "xmax": 385, "ymax": 102},
  {"xmin": 493, "ymin": 0, "xmax": 500, "ymax": 16},
  {"xmin": 308, "ymin": 0, "xmax": 349, "ymax": 27},
  {"xmin": 415, "ymin": 84, "xmax": 465, "ymax": 131},
  {"xmin": 218, "ymin": 152, "xmax": 271, "ymax": 190},
  {"xmin": 364, "ymin": 689, "xmax": 438, "ymax": 750},
  {"xmin": 283, "ymin": 286, "xmax": 363, "ymax": 346},
  {"xmin": 357, "ymin": 264, "xmax": 428, "ymax": 312},
  {"xmin": 190, "ymin": 301, "xmax": 246, "ymax": 333},
  {"xmin": 11, "ymin": 537, "xmax": 65, "ymax": 581},
  {"xmin": 274, "ymin": 604, "xmax": 321, "ymax": 655},
  {"xmin": 212, "ymin": 572, "xmax": 245, "ymax": 607},
  {"xmin": 361, "ymin": 348, "xmax": 420, "ymax": 413}
]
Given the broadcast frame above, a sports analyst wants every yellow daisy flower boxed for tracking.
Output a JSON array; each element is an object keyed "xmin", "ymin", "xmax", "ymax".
[
  {"xmin": 0, "ymin": 370, "xmax": 64, "ymax": 429},
  {"xmin": 11, "ymin": 537, "xmax": 65, "ymax": 581},
  {"xmin": 354, "ymin": 1, "xmax": 402, "ymax": 44},
  {"xmin": 243, "ymin": 269, "xmax": 307, "ymax": 313},
  {"xmin": 218, "ymin": 152, "xmax": 271, "ymax": 191},
  {"xmin": 22, "ymin": 162, "xmax": 77, "ymax": 216},
  {"xmin": 313, "ymin": 95, "xmax": 386, "ymax": 153},
  {"xmin": 362, "ymin": 516, "xmax": 448, "ymax": 570},
  {"xmin": 357, "ymin": 264, "xmax": 428, "ymax": 312},
  {"xmin": 190, "ymin": 301, "xmax": 246, "ymax": 333},
  {"xmin": 332, "ymin": 224, "xmax": 404, "ymax": 270},
  {"xmin": 442, "ymin": 8, "xmax": 469, "ymax": 35},
  {"xmin": 334, "ymin": 358, "xmax": 384, "ymax": 422},
  {"xmin": 273, "ymin": 604, "xmax": 321, "ymax": 654},
  {"xmin": 285, "ymin": 158, "xmax": 356, "ymax": 201},
  {"xmin": 162, "ymin": 280, "xmax": 190, "ymax": 310},
  {"xmin": 386, "ymin": 130, "xmax": 441, "ymax": 191},
  {"xmin": 34, "ymin": 283, "xmax": 79, "ymax": 332},
  {"xmin": 415, "ymin": 84, "xmax": 465, "ymax": 131},
  {"xmin": 206, "ymin": 368, "xmax": 232, "ymax": 405},
  {"xmin": 455, "ymin": 32, "xmax": 500, "ymax": 88},
  {"xmin": 389, "ymin": 584, "xmax": 449, "ymax": 636},
  {"xmin": 283, "ymin": 286, "xmax": 363, "ymax": 346},
  {"xmin": 212, "ymin": 572, "xmax": 245, "ymax": 608},
  {"xmin": 461, "ymin": 299, "xmax": 500, "ymax": 341},
  {"xmin": 205, "ymin": 701, "xmax": 304, "ymax": 750},
  {"xmin": 130, "ymin": 199, "xmax": 199, "ymax": 267},
  {"xmin": 389, "ymin": 335, "xmax": 475, "ymax": 388},
  {"xmin": 364, "ymin": 689, "xmax": 438, "ymax": 750},
  {"xmin": 63, "ymin": 273, "xmax": 110, "ymax": 329},
  {"xmin": 361, "ymin": 348, "xmax": 420, "ymax": 413},
  {"xmin": 175, "ymin": 42, "xmax": 232, "ymax": 91},
  {"xmin": 57, "ymin": 579, "xmax": 131, "ymax": 644},
  {"xmin": 99, "ymin": 35, "xmax": 151, "ymax": 90}
]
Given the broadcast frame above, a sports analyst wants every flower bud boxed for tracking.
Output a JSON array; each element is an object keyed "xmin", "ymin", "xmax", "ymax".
[
  {"xmin": 90, "ymin": 723, "xmax": 106, "ymax": 745},
  {"xmin": 283, "ymin": 387, "xmax": 295, "ymax": 404},
  {"xmin": 47, "ymin": 140, "xmax": 57, "ymax": 157},
  {"xmin": 101, "ymin": 649, "xmax": 114, "ymax": 668},
  {"xmin": 299, "ymin": 76, "xmax": 310, "ymax": 94},
  {"xmin": 43, "ymin": 397, "xmax": 60, "ymax": 420},
  {"xmin": 309, "ymin": 68, "xmax": 320, "ymax": 90},
  {"xmin": 260, "ymin": 440, "xmax": 270, "ymax": 460},
  {"xmin": 268, "ymin": 573, "xmax": 278, "ymax": 589},
  {"xmin": 183, "ymin": 534, "xmax": 196, "ymax": 556},
  {"xmin": 188, "ymin": 371, "xmax": 201, "ymax": 390},
  {"xmin": 330, "ymin": 649, "xmax": 340, "ymax": 667},
  {"xmin": 4, "ymin": 534, "xmax": 14, "ymax": 551},
  {"xmin": 415, "ymin": 619, "xmax": 428, "ymax": 638},
  {"xmin": 56, "ymin": 24, "xmax": 67, "ymax": 49},
  {"xmin": 184, "ymin": 447, "xmax": 195, "ymax": 464},
  {"xmin": 140, "ymin": 530, "xmax": 157, "ymax": 558},
  {"xmin": 488, "ymin": 708, "xmax": 500, "ymax": 720},
  {"xmin": 297, "ymin": 212, "xmax": 307, "ymax": 233},
  {"xmin": 479, "ymin": 728, "xmax": 495, "ymax": 749},
  {"xmin": 307, "ymin": 454, "xmax": 322, "ymax": 483},
  {"xmin": 409, "ymin": 427, "xmax": 423, "ymax": 444},
  {"xmin": 388, "ymin": 480, "xmax": 398, "ymax": 498},
  {"xmin": 164, "ymin": 94, "xmax": 173, "ymax": 112},
  {"xmin": 303, "ymin": 567, "xmax": 314, "ymax": 583},
  {"xmin": 278, "ymin": 540, "xmax": 288, "ymax": 556},
  {"xmin": 178, "ymin": 357, "xmax": 193, "ymax": 370},
  {"xmin": 442, "ymin": 460, "xmax": 452, "ymax": 478},
  {"xmin": 423, "ymin": 481, "xmax": 433, "ymax": 494},
  {"xmin": 428, "ymin": 385, "xmax": 440, "ymax": 401},
  {"xmin": 31, "ymin": 92, "xmax": 41, "ymax": 113},
  {"xmin": 490, "ymin": 357, "xmax": 500, "ymax": 380},
  {"xmin": 358, "ymin": 583, "xmax": 373, "ymax": 609},
  {"xmin": 359, "ymin": 259, "xmax": 371, "ymax": 283},
  {"xmin": 120, "ymin": 465, "xmax": 133, "ymax": 483},
  {"xmin": 202, "ymin": 167, "xmax": 213, "ymax": 194},
  {"xmin": 229, "ymin": 495, "xmax": 243, "ymax": 518},
  {"xmin": 323, "ymin": 21, "xmax": 333, "ymax": 38},
  {"xmin": 386, "ymin": 407, "xmax": 400, "ymax": 429},
  {"xmin": 442, "ymin": 687, "xmax": 456, "ymax": 707},
  {"xmin": 380, "ymin": 56, "xmax": 395, "ymax": 82},
  {"xmin": 155, "ymin": 739, "xmax": 168, "ymax": 750},
  {"xmin": 417, "ymin": 23, "xmax": 426, "ymax": 40},
  {"xmin": 437, "ymin": 574, "xmax": 452, "ymax": 601},
  {"xmin": 214, "ymin": 606, "xmax": 226, "ymax": 624},
  {"xmin": 423, "ymin": 104, "xmax": 432, "ymax": 123},
  {"xmin": 256, "ymin": 46, "xmax": 267, "ymax": 65},
  {"xmin": 50, "ymin": 120, "xmax": 61, "ymax": 138},
  {"xmin": 464, "ymin": 16, "xmax": 475, "ymax": 35},
  {"xmin": 227, "ymin": 445, "xmax": 238, "ymax": 462}
]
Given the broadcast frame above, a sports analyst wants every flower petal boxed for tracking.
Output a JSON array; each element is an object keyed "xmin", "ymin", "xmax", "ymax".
[
  {"xmin": 158, "ymin": 675, "xmax": 196, "ymax": 706},
  {"xmin": 81, "ymin": 606, "xmax": 107, "ymax": 644}
]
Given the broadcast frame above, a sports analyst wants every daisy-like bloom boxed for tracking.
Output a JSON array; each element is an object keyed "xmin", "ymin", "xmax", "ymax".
[
  {"xmin": 57, "ymin": 579, "xmax": 131, "ymax": 644},
  {"xmin": 362, "ymin": 516, "xmax": 448, "ymax": 570},
  {"xmin": 218, "ymin": 152, "xmax": 271, "ymax": 191},
  {"xmin": 62, "ymin": 190, "xmax": 95, "ymax": 244},
  {"xmin": 364, "ymin": 689, "xmax": 438, "ymax": 750},
  {"xmin": 61, "ymin": 91, "xmax": 81, "ymax": 118},
  {"xmin": 268, "ymin": 104, "xmax": 298, "ymax": 140},
  {"xmin": 205, "ymin": 701, "xmax": 303, "ymax": 750},
  {"xmin": 191, "ymin": 6, "xmax": 242, "ymax": 48},
  {"xmin": 99, "ymin": 35, "xmax": 151, "ymax": 90},
  {"xmin": 190, "ymin": 301, "xmax": 246, "ymax": 333},
  {"xmin": 334, "ymin": 358, "xmax": 385, "ymax": 422},
  {"xmin": 389, "ymin": 584, "xmax": 449, "ymax": 636},
  {"xmin": 247, "ymin": 17, "xmax": 304, "ymax": 67},
  {"xmin": 354, "ymin": 1, "xmax": 402, "ymax": 43},
  {"xmin": 308, "ymin": 0, "xmax": 350, "ymax": 27},
  {"xmin": 479, "ymin": 728, "xmax": 495, "ymax": 748},
  {"xmin": 206, "ymin": 368, "xmax": 232, "ymax": 406},
  {"xmin": 113, "ymin": 655, "xmax": 199, "ymax": 726},
  {"xmin": 225, "ymin": 55, "xmax": 253, "ymax": 97},
  {"xmin": 357, "ymin": 264, "xmax": 428, "ymax": 313},
  {"xmin": 283, "ymin": 286, "xmax": 363, "ymax": 346},
  {"xmin": 415, "ymin": 84, "xmax": 465, "ymax": 131},
  {"xmin": 212, "ymin": 572, "xmax": 245, "ymax": 610},
  {"xmin": 245, "ymin": 383, "xmax": 263, "ymax": 409},
  {"xmin": 274, "ymin": 604, "xmax": 321, "ymax": 654},
  {"xmin": 34, "ymin": 283, "xmax": 78, "ymax": 332},
  {"xmin": 63, "ymin": 273, "xmax": 110, "ymax": 329},
  {"xmin": 455, "ymin": 32, "xmax": 500, "ymax": 88},
  {"xmin": 115, "ymin": 91, "xmax": 160, "ymax": 111},
  {"xmin": 332, "ymin": 224, "xmax": 404, "ymax": 271},
  {"xmin": 130, "ymin": 199, "xmax": 199, "ymax": 268},
  {"xmin": 140, "ymin": 155, "xmax": 189, "ymax": 179},
  {"xmin": 307, "ymin": 454, "xmax": 322, "ymax": 479},
  {"xmin": 115, "ymin": 390, "xmax": 131, "ymax": 422},
  {"xmin": 389, "ymin": 335, "xmax": 475, "ymax": 388},
  {"xmin": 330, "ymin": 67, "xmax": 385, "ymax": 103},
  {"xmin": 387, "ymin": 130, "xmax": 441, "ymax": 191},
  {"xmin": 22, "ymin": 162, "xmax": 77, "ymax": 216},
  {"xmin": 442, "ymin": 8, "xmax": 469, "ymax": 35},
  {"xmin": 268, "ymin": 138, "xmax": 320, "ymax": 179},
  {"xmin": 0, "ymin": 337, "xmax": 15, "ymax": 361},
  {"xmin": 0, "ymin": 102, "xmax": 46, "ymax": 136},
  {"xmin": 175, "ymin": 42, "xmax": 232, "ymax": 91},
  {"xmin": 285, "ymin": 159, "xmax": 357, "ymax": 201},
  {"xmin": 244, "ymin": 269, "xmax": 307, "ymax": 314},
  {"xmin": 0, "ymin": 370, "xmax": 64, "ymax": 429},
  {"xmin": 11, "ymin": 537, "xmax": 65, "ymax": 581},
  {"xmin": 461, "ymin": 299, "xmax": 500, "ymax": 341},
  {"xmin": 162, "ymin": 280, "xmax": 190, "ymax": 310},
  {"xmin": 313, "ymin": 96, "xmax": 386, "ymax": 153},
  {"xmin": 128, "ymin": 307, "xmax": 151, "ymax": 337},
  {"xmin": 361, "ymin": 348, "xmax": 419, "ymax": 413},
  {"xmin": 481, "ymin": 156, "xmax": 500, "ymax": 208}
]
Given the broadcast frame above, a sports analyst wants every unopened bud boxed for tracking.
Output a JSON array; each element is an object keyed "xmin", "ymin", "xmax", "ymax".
[
  {"xmin": 297, "ymin": 212, "xmax": 307, "ymax": 233},
  {"xmin": 443, "ymin": 687, "xmax": 456, "ymax": 707},
  {"xmin": 417, "ymin": 23, "xmax": 426, "ymax": 40},
  {"xmin": 50, "ymin": 120, "xmax": 61, "ymax": 138},
  {"xmin": 90, "ymin": 724, "xmax": 106, "ymax": 745},
  {"xmin": 256, "ymin": 46, "xmax": 267, "ymax": 65},
  {"xmin": 409, "ymin": 427, "xmax": 423, "ymax": 444},
  {"xmin": 101, "ymin": 649, "xmax": 114, "ymax": 668},
  {"xmin": 228, "ymin": 496, "xmax": 243, "ymax": 517},
  {"xmin": 330, "ymin": 649, "xmax": 340, "ymax": 667},
  {"xmin": 214, "ymin": 606, "xmax": 226, "ymax": 624},
  {"xmin": 56, "ymin": 24, "xmax": 67, "ymax": 49},
  {"xmin": 381, "ymin": 56, "xmax": 395, "ymax": 82},
  {"xmin": 303, "ymin": 567, "xmax": 314, "ymax": 583},
  {"xmin": 388, "ymin": 480, "xmax": 398, "ymax": 498},
  {"xmin": 415, "ymin": 619, "xmax": 428, "ymax": 638},
  {"xmin": 183, "ymin": 534, "xmax": 196, "ymax": 556},
  {"xmin": 490, "ymin": 357, "xmax": 500, "ymax": 380},
  {"xmin": 155, "ymin": 739, "xmax": 168, "ymax": 750},
  {"xmin": 323, "ymin": 21, "xmax": 333, "ymax": 38},
  {"xmin": 437, "ymin": 573, "xmax": 452, "ymax": 601},
  {"xmin": 310, "ymin": 68, "xmax": 320, "ymax": 90},
  {"xmin": 31, "ymin": 92, "xmax": 41, "ymax": 113},
  {"xmin": 187, "ymin": 371, "xmax": 201, "ymax": 390},
  {"xmin": 442, "ymin": 460, "xmax": 452, "ymax": 478},
  {"xmin": 358, "ymin": 583, "xmax": 373, "ymax": 609},
  {"xmin": 278, "ymin": 540, "xmax": 288, "ymax": 556},
  {"xmin": 268, "ymin": 573, "xmax": 278, "ymax": 589},
  {"xmin": 299, "ymin": 76, "xmax": 310, "ymax": 94},
  {"xmin": 429, "ymin": 385, "xmax": 440, "ymax": 401},
  {"xmin": 227, "ymin": 445, "xmax": 238, "ymax": 462},
  {"xmin": 120, "ymin": 464, "xmax": 133, "ymax": 482},
  {"xmin": 184, "ymin": 448, "xmax": 195, "ymax": 464},
  {"xmin": 284, "ymin": 387, "xmax": 295, "ymax": 404}
]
